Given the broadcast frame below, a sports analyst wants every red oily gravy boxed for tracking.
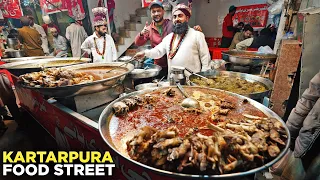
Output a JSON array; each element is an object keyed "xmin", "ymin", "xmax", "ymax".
[{"xmin": 106, "ymin": 87, "xmax": 267, "ymax": 156}]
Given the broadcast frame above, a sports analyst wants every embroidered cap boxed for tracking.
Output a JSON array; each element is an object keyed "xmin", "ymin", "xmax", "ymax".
[
  {"xmin": 92, "ymin": 7, "xmax": 108, "ymax": 27},
  {"xmin": 172, "ymin": 4, "xmax": 191, "ymax": 17}
]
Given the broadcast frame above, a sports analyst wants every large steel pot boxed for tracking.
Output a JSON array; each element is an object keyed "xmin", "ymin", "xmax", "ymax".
[
  {"xmin": 0, "ymin": 57, "xmax": 91, "ymax": 76},
  {"xmin": 18, "ymin": 62, "xmax": 134, "ymax": 98},
  {"xmin": 222, "ymin": 50, "xmax": 277, "ymax": 66},
  {"xmin": 189, "ymin": 70, "xmax": 273, "ymax": 100},
  {"xmin": 7, "ymin": 38, "xmax": 19, "ymax": 49},
  {"xmin": 98, "ymin": 86, "xmax": 290, "ymax": 179},
  {"xmin": 5, "ymin": 50, "xmax": 25, "ymax": 58}
]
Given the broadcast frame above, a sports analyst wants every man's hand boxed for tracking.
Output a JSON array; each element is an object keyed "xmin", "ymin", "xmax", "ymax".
[
  {"xmin": 140, "ymin": 21, "xmax": 149, "ymax": 36},
  {"xmin": 193, "ymin": 25, "xmax": 202, "ymax": 32},
  {"xmin": 134, "ymin": 51, "xmax": 146, "ymax": 61}
]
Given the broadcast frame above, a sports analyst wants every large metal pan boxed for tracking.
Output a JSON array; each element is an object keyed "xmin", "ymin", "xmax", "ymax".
[
  {"xmin": 99, "ymin": 86, "xmax": 290, "ymax": 179},
  {"xmin": 0, "ymin": 57, "xmax": 91, "ymax": 76},
  {"xmin": 18, "ymin": 62, "xmax": 134, "ymax": 98},
  {"xmin": 128, "ymin": 63, "xmax": 162, "ymax": 79},
  {"xmin": 222, "ymin": 50, "xmax": 277, "ymax": 66},
  {"xmin": 189, "ymin": 70, "xmax": 273, "ymax": 100},
  {"xmin": 1, "ymin": 56, "xmax": 54, "ymax": 63}
]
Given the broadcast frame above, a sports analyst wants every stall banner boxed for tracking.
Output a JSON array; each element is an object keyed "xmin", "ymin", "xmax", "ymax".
[
  {"xmin": 65, "ymin": 0, "xmax": 85, "ymax": 20},
  {"xmin": 0, "ymin": 0, "xmax": 23, "ymax": 19},
  {"xmin": 40, "ymin": 0, "xmax": 68, "ymax": 15},
  {"xmin": 141, "ymin": 0, "xmax": 163, "ymax": 8},
  {"xmin": 232, "ymin": 4, "xmax": 269, "ymax": 28}
]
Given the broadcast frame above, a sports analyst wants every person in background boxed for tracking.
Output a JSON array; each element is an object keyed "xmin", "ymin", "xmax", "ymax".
[
  {"xmin": 50, "ymin": 27, "xmax": 68, "ymax": 58},
  {"xmin": 28, "ymin": 15, "xmax": 50, "ymax": 55},
  {"xmin": 81, "ymin": 7, "xmax": 117, "ymax": 62},
  {"xmin": 65, "ymin": 18, "xmax": 88, "ymax": 57},
  {"xmin": 134, "ymin": 4, "xmax": 210, "ymax": 77},
  {"xmin": 235, "ymin": 22, "xmax": 244, "ymax": 33},
  {"xmin": 236, "ymin": 28, "xmax": 275, "ymax": 50},
  {"xmin": 135, "ymin": 0, "xmax": 202, "ymax": 78},
  {"xmin": 271, "ymin": 72, "xmax": 320, "ymax": 180},
  {"xmin": 42, "ymin": 15, "xmax": 60, "ymax": 52},
  {"xmin": 229, "ymin": 24, "xmax": 253, "ymax": 50},
  {"xmin": 221, "ymin": 5, "xmax": 237, "ymax": 48},
  {"xmin": 18, "ymin": 16, "xmax": 44, "ymax": 56},
  {"xmin": 267, "ymin": 24, "xmax": 277, "ymax": 41}
]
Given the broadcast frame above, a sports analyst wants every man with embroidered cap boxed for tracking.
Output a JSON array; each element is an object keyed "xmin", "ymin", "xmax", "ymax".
[
  {"xmin": 81, "ymin": 7, "xmax": 117, "ymax": 62},
  {"xmin": 134, "ymin": 4, "xmax": 210, "ymax": 77}
]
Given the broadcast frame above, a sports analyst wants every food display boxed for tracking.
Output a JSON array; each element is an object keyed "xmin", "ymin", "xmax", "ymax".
[
  {"xmin": 19, "ymin": 67, "xmax": 127, "ymax": 88},
  {"xmin": 105, "ymin": 87, "xmax": 288, "ymax": 175},
  {"xmin": 191, "ymin": 76, "xmax": 267, "ymax": 95}
]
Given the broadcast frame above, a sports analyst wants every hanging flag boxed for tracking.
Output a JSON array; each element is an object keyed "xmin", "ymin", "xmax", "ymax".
[
  {"xmin": 0, "ymin": 0, "xmax": 23, "ymax": 19},
  {"xmin": 40, "ymin": 0, "xmax": 68, "ymax": 15},
  {"xmin": 65, "ymin": 0, "xmax": 85, "ymax": 20}
]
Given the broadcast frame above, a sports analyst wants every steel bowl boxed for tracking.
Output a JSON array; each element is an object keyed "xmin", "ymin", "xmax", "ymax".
[
  {"xmin": 128, "ymin": 63, "xmax": 162, "ymax": 79},
  {"xmin": 0, "ymin": 57, "xmax": 92, "ymax": 76},
  {"xmin": 135, "ymin": 81, "xmax": 170, "ymax": 91},
  {"xmin": 98, "ymin": 86, "xmax": 290, "ymax": 179},
  {"xmin": 18, "ymin": 62, "xmax": 134, "ymax": 98},
  {"xmin": 189, "ymin": 69, "xmax": 274, "ymax": 100},
  {"xmin": 222, "ymin": 50, "xmax": 277, "ymax": 66},
  {"xmin": 117, "ymin": 56, "xmax": 143, "ymax": 68},
  {"xmin": 7, "ymin": 38, "xmax": 19, "ymax": 49}
]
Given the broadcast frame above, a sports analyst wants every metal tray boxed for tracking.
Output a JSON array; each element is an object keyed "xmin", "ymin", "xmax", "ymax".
[
  {"xmin": 222, "ymin": 50, "xmax": 277, "ymax": 66},
  {"xmin": 189, "ymin": 69, "xmax": 274, "ymax": 100},
  {"xmin": 0, "ymin": 57, "xmax": 92, "ymax": 76},
  {"xmin": 99, "ymin": 86, "xmax": 290, "ymax": 179},
  {"xmin": 1, "ymin": 56, "xmax": 54, "ymax": 63},
  {"xmin": 128, "ymin": 63, "xmax": 162, "ymax": 79},
  {"xmin": 18, "ymin": 62, "xmax": 134, "ymax": 98}
]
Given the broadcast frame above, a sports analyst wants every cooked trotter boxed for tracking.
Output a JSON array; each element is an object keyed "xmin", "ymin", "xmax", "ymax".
[
  {"xmin": 268, "ymin": 143, "xmax": 280, "ymax": 157},
  {"xmin": 251, "ymin": 130, "xmax": 268, "ymax": 151},
  {"xmin": 152, "ymin": 126, "xmax": 179, "ymax": 141},
  {"xmin": 163, "ymin": 88, "xmax": 175, "ymax": 97},
  {"xmin": 167, "ymin": 139, "xmax": 191, "ymax": 161},
  {"xmin": 219, "ymin": 109, "xmax": 230, "ymax": 115},
  {"xmin": 207, "ymin": 122, "xmax": 225, "ymax": 133},
  {"xmin": 153, "ymin": 137, "xmax": 183, "ymax": 150},
  {"xmin": 243, "ymin": 113, "xmax": 268, "ymax": 120},
  {"xmin": 221, "ymin": 101, "xmax": 236, "ymax": 109},
  {"xmin": 122, "ymin": 98, "xmax": 137, "ymax": 109},
  {"xmin": 131, "ymin": 95, "xmax": 145, "ymax": 105},
  {"xmin": 144, "ymin": 94, "xmax": 155, "ymax": 104},
  {"xmin": 270, "ymin": 129, "xmax": 286, "ymax": 145},
  {"xmin": 112, "ymin": 101, "xmax": 129, "ymax": 116}
]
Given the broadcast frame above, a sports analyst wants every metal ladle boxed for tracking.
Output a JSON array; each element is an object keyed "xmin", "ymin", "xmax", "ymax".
[{"xmin": 176, "ymin": 82, "xmax": 200, "ymax": 109}]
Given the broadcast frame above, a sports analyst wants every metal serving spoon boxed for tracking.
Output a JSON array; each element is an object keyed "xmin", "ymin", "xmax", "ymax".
[{"xmin": 176, "ymin": 82, "xmax": 200, "ymax": 109}]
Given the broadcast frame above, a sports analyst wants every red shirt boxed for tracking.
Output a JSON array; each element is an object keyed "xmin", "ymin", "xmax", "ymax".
[
  {"xmin": 222, "ymin": 13, "xmax": 234, "ymax": 38},
  {"xmin": 135, "ymin": 19, "xmax": 173, "ymax": 67}
]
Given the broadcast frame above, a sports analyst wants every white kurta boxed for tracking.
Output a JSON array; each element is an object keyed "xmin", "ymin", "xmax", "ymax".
[
  {"xmin": 66, "ymin": 23, "xmax": 88, "ymax": 57},
  {"xmin": 144, "ymin": 28, "xmax": 210, "ymax": 76},
  {"xmin": 31, "ymin": 24, "xmax": 49, "ymax": 54},
  {"xmin": 81, "ymin": 32, "xmax": 117, "ymax": 63}
]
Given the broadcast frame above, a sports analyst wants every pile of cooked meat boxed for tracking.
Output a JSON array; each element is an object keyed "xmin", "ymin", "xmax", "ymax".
[
  {"xmin": 19, "ymin": 68, "xmax": 95, "ymax": 88},
  {"xmin": 191, "ymin": 76, "xmax": 267, "ymax": 95},
  {"xmin": 126, "ymin": 115, "xmax": 287, "ymax": 175}
]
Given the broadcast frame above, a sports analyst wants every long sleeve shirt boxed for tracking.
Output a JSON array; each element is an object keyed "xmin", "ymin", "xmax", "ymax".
[
  {"xmin": 229, "ymin": 32, "xmax": 246, "ymax": 50},
  {"xmin": 53, "ymin": 35, "xmax": 68, "ymax": 51},
  {"xmin": 81, "ymin": 32, "xmax": 117, "ymax": 63},
  {"xmin": 144, "ymin": 28, "xmax": 210, "ymax": 77},
  {"xmin": 236, "ymin": 37, "xmax": 253, "ymax": 50},
  {"xmin": 31, "ymin": 23, "xmax": 49, "ymax": 54},
  {"xmin": 66, "ymin": 23, "xmax": 88, "ymax": 57},
  {"xmin": 135, "ymin": 19, "xmax": 173, "ymax": 67}
]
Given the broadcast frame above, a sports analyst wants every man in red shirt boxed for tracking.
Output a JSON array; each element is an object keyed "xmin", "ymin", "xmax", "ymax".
[{"xmin": 221, "ymin": 5, "xmax": 237, "ymax": 48}]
